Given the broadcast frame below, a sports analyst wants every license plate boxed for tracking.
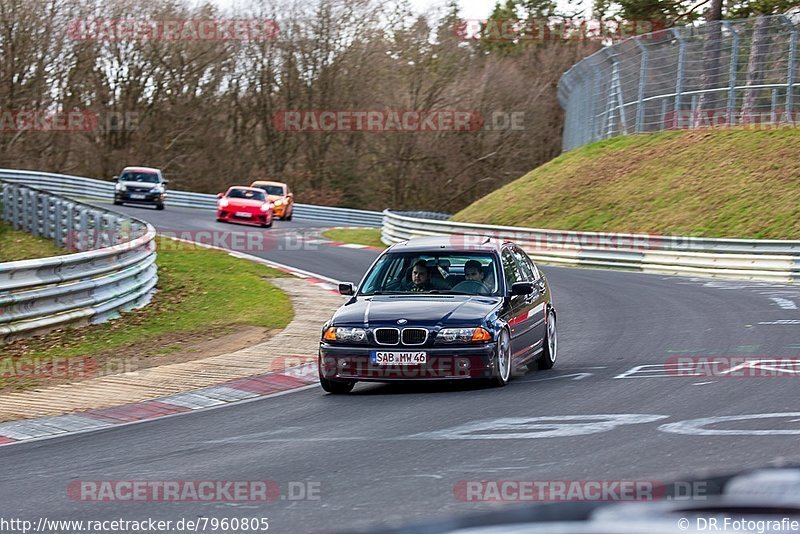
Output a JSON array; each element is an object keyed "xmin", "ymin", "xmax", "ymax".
[
  {"xmin": 235, "ymin": 211, "xmax": 252, "ymax": 218},
  {"xmin": 130, "ymin": 193, "xmax": 146, "ymax": 199},
  {"xmin": 371, "ymin": 351, "xmax": 427, "ymax": 365}
]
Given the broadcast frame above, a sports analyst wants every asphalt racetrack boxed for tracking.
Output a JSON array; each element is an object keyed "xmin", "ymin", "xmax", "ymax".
[{"xmin": 2, "ymin": 203, "xmax": 799, "ymax": 533}]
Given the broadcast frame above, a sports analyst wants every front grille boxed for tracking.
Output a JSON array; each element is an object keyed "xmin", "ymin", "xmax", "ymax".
[
  {"xmin": 402, "ymin": 328, "xmax": 428, "ymax": 346},
  {"xmin": 374, "ymin": 328, "xmax": 400, "ymax": 345}
]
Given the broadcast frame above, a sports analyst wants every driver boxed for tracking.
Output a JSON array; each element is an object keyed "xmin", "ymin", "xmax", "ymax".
[
  {"xmin": 409, "ymin": 259, "xmax": 433, "ymax": 292},
  {"xmin": 455, "ymin": 259, "xmax": 490, "ymax": 294},
  {"xmin": 464, "ymin": 260, "xmax": 485, "ymax": 283}
]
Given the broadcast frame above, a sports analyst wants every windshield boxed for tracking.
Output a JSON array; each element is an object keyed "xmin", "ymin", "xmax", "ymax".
[
  {"xmin": 120, "ymin": 172, "xmax": 159, "ymax": 183},
  {"xmin": 253, "ymin": 185, "xmax": 285, "ymax": 196},
  {"xmin": 359, "ymin": 252, "xmax": 500, "ymax": 296},
  {"xmin": 227, "ymin": 188, "xmax": 265, "ymax": 201}
]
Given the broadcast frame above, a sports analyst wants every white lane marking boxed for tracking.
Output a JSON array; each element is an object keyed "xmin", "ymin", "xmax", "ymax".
[
  {"xmin": 613, "ymin": 364, "xmax": 704, "ymax": 379},
  {"xmin": 524, "ymin": 372, "xmax": 593, "ymax": 382},
  {"xmin": 659, "ymin": 413, "xmax": 800, "ymax": 436},
  {"xmin": 692, "ymin": 381, "xmax": 715, "ymax": 386},
  {"xmin": 769, "ymin": 297, "xmax": 797, "ymax": 309},
  {"xmin": 406, "ymin": 414, "xmax": 668, "ymax": 440},
  {"xmin": 758, "ymin": 319, "xmax": 800, "ymax": 325}
]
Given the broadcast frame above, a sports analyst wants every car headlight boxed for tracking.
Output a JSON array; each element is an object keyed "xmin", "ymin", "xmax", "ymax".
[
  {"xmin": 152, "ymin": 185, "xmax": 165, "ymax": 194},
  {"xmin": 219, "ymin": 198, "xmax": 229, "ymax": 208},
  {"xmin": 115, "ymin": 184, "xmax": 126, "ymax": 192},
  {"xmin": 437, "ymin": 327, "xmax": 492, "ymax": 343},
  {"xmin": 323, "ymin": 327, "xmax": 367, "ymax": 343},
  {"xmin": 260, "ymin": 203, "xmax": 272, "ymax": 212},
  {"xmin": 274, "ymin": 199, "xmax": 283, "ymax": 206}
]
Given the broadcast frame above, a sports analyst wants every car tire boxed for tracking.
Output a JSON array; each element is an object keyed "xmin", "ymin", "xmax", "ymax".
[
  {"xmin": 113, "ymin": 200, "xmax": 122, "ymax": 205},
  {"xmin": 489, "ymin": 329, "xmax": 511, "ymax": 387},
  {"xmin": 156, "ymin": 203, "xmax": 165, "ymax": 210},
  {"xmin": 537, "ymin": 310, "xmax": 557, "ymax": 370},
  {"xmin": 284, "ymin": 210, "xmax": 292, "ymax": 221},
  {"xmin": 319, "ymin": 375, "xmax": 356, "ymax": 394},
  {"xmin": 262, "ymin": 218, "xmax": 273, "ymax": 228}
]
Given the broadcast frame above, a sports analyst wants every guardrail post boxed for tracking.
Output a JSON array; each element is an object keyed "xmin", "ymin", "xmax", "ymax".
[
  {"xmin": 1, "ymin": 182, "xmax": 10, "ymax": 224},
  {"xmin": 673, "ymin": 27, "xmax": 686, "ymax": 117},
  {"xmin": 771, "ymin": 88, "xmax": 779, "ymax": 124},
  {"xmin": 78, "ymin": 208, "xmax": 89, "ymax": 251},
  {"xmin": 786, "ymin": 17, "xmax": 797, "ymax": 115},
  {"xmin": 588, "ymin": 62, "xmax": 601, "ymax": 142},
  {"xmin": 11, "ymin": 184, "xmax": 21, "ymax": 230},
  {"xmin": 65, "ymin": 202, "xmax": 76, "ymax": 250},
  {"xmin": 725, "ymin": 21, "xmax": 740, "ymax": 124},
  {"xmin": 635, "ymin": 39, "xmax": 649, "ymax": 133},
  {"xmin": 54, "ymin": 197, "xmax": 64, "ymax": 247}
]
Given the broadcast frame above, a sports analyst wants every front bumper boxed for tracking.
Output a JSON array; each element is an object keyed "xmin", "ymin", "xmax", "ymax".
[
  {"xmin": 319, "ymin": 343, "xmax": 498, "ymax": 381},
  {"xmin": 273, "ymin": 203, "xmax": 288, "ymax": 217},
  {"xmin": 116, "ymin": 191, "xmax": 164, "ymax": 204},
  {"xmin": 217, "ymin": 209, "xmax": 271, "ymax": 225}
]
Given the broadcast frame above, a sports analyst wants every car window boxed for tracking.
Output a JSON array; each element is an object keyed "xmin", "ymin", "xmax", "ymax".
[
  {"xmin": 228, "ymin": 189, "xmax": 265, "ymax": 201},
  {"xmin": 501, "ymin": 248, "xmax": 524, "ymax": 288},
  {"xmin": 511, "ymin": 246, "xmax": 537, "ymax": 281},
  {"xmin": 359, "ymin": 252, "xmax": 499, "ymax": 295},
  {"xmin": 120, "ymin": 172, "xmax": 159, "ymax": 183},
  {"xmin": 254, "ymin": 185, "xmax": 285, "ymax": 196}
]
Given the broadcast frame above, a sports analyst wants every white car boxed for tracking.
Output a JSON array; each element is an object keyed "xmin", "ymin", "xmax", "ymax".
[{"xmin": 113, "ymin": 166, "xmax": 168, "ymax": 210}]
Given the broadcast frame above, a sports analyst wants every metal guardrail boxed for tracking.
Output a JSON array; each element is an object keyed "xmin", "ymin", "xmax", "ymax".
[
  {"xmin": 558, "ymin": 14, "xmax": 800, "ymax": 151},
  {"xmin": 382, "ymin": 210, "xmax": 800, "ymax": 283},
  {"xmin": 0, "ymin": 181, "xmax": 158, "ymax": 343},
  {"xmin": 0, "ymin": 169, "xmax": 384, "ymax": 227}
]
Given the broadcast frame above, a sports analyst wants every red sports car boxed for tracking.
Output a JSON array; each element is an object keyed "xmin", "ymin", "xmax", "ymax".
[{"xmin": 216, "ymin": 186, "xmax": 274, "ymax": 227}]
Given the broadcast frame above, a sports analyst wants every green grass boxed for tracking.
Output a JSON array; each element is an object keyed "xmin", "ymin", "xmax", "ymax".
[
  {"xmin": 1, "ymin": 237, "xmax": 293, "ymax": 390},
  {"xmin": 453, "ymin": 128, "xmax": 800, "ymax": 239},
  {"xmin": 0, "ymin": 221, "xmax": 65, "ymax": 261},
  {"xmin": 322, "ymin": 228, "xmax": 386, "ymax": 248}
]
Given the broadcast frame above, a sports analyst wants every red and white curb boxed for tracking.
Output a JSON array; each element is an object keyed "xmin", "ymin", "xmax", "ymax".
[{"xmin": 0, "ymin": 364, "xmax": 320, "ymax": 446}]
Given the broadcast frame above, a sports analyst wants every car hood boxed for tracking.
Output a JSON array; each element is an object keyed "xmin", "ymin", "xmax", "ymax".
[{"xmin": 332, "ymin": 295, "xmax": 502, "ymax": 328}]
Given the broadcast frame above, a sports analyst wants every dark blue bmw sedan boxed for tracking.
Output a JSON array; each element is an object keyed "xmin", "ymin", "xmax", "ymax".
[{"xmin": 318, "ymin": 236, "xmax": 557, "ymax": 394}]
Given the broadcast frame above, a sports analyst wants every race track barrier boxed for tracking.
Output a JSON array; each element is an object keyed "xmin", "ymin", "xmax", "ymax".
[
  {"xmin": 0, "ymin": 181, "xmax": 157, "ymax": 343},
  {"xmin": 0, "ymin": 169, "xmax": 384, "ymax": 227},
  {"xmin": 382, "ymin": 210, "xmax": 800, "ymax": 283}
]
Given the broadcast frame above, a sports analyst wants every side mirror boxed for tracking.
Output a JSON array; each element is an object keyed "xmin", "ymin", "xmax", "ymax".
[
  {"xmin": 510, "ymin": 281, "xmax": 534, "ymax": 296},
  {"xmin": 163, "ymin": 179, "xmax": 169, "ymax": 185},
  {"xmin": 339, "ymin": 283, "xmax": 355, "ymax": 296},
  {"xmin": 112, "ymin": 176, "xmax": 118, "ymax": 182},
  {"xmin": 217, "ymin": 193, "xmax": 223, "ymax": 199}
]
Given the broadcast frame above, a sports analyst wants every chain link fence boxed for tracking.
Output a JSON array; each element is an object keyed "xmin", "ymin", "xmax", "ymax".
[{"xmin": 558, "ymin": 14, "xmax": 800, "ymax": 151}]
